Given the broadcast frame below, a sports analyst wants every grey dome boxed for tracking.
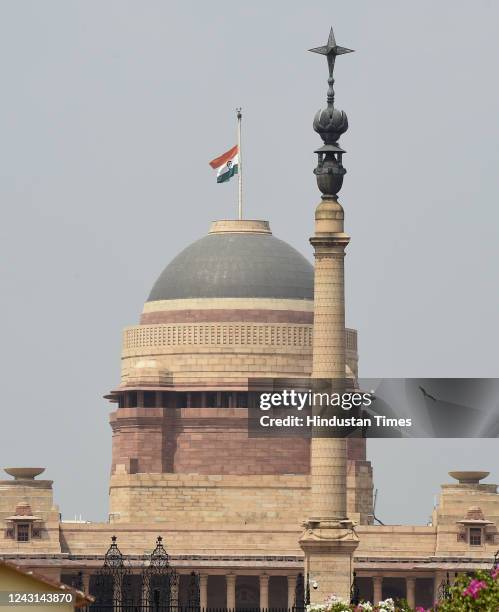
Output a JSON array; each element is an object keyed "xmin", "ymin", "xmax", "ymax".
[{"xmin": 147, "ymin": 231, "xmax": 313, "ymax": 301}]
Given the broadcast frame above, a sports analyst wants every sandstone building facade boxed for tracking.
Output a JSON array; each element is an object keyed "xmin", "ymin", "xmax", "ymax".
[{"xmin": 1, "ymin": 220, "xmax": 498, "ymax": 609}]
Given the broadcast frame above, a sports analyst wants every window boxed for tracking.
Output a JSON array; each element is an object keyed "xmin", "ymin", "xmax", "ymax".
[
  {"xmin": 190, "ymin": 392, "xmax": 201, "ymax": 408},
  {"xmin": 470, "ymin": 527, "xmax": 482, "ymax": 546},
  {"xmin": 143, "ymin": 392, "xmax": 156, "ymax": 408},
  {"xmin": 236, "ymin": 392, "xmax": 248, "ymax": 408},
  {"xmin": 17, "ymin": 523, "xmax": 30, "ymax": 542},
  {"xmin": 219, "ymin": 392, "xmax": 231, "ymax": 408},
  {"xmin": 206, "ymin": 393, "xmax": 217, "ymax": 408},
  {"xmin": 176, "ymin": 393, "xmax": 187, "ymax": 408}
]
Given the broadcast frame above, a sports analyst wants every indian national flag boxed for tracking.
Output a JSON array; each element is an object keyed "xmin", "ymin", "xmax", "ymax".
[{"xmin": 209, "ymin": 145, "xmax": 239, "ymax": 183}]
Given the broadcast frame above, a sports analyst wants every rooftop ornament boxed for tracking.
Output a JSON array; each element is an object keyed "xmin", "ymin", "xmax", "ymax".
[
  {"xmin": 309, "ymin": 28, "xmax": 354, "ymax": 198},
  {"xmin": 449, "ymin": 471, "xmax": 490, "ymax": 484},
  {"xmin": 4, "ymin": 468, "xmax": 45, "ymax": 480}
]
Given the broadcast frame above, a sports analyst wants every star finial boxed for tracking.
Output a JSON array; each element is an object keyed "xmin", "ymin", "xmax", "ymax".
[
  {"xmin": 308, "ymin": 27, "xmax": 354, "ymax": 57},
  {"xmin": 309, "ymin": 27, "xmax": 354, "ymax": 107}
]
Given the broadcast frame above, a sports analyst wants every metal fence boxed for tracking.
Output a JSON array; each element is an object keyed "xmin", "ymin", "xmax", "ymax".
[
  {"xmin": 89, "ymin": 537, "xmax": 198, "ymax": 610},
  {"xmin": 84, "ymin": 536, "xmax": 307, "ymax": 612}
]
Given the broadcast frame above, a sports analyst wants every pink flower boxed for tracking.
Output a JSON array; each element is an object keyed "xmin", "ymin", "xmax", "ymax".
[
  {"xmin": 462, "ymin": 578, "xmax": 487, "ymax": 599},
  {"xmin": 492, "ymin": 566, "xmax": 499, "ymax": 580}
]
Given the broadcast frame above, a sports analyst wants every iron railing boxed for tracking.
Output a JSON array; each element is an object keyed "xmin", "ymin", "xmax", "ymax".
[{"xmin": 87, "ymin": 537, "xmax": 307, "ymax": 612}]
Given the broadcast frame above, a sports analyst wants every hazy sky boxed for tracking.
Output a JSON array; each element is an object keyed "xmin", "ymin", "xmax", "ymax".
[{"xmin": 1, "ymin": 1, "xmax": 498, "ymax": 526}]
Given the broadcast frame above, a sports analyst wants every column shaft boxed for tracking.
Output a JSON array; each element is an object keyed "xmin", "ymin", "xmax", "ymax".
[
  {"xmin": 226, "ymin": 574, "xmax": 236, "ymax": 609},
  {"xmin": 373, "ymin": 576, "xmax": 383, "ymax": 605},
  {"xmin": 287, "ymin": 575, "xmax": 297, "ymax": 608},
  {"xmin": 199, "ymin": 574, "xmax": 208, "ymax": 609},
  {"xmin": 406, "ymin": 577, "xmax": 416, "ymax": 608},
  {"xmin": 434, "ymin": 572, "xmax": 446, "ymax": 605},
  {"xmin": 259, "ymin": 575, "xmax": 269, "ymax": 609},
  {"xmin": 81, "ymin": 573, "xmax": 90, "ymax": 595},
  {"xmin": 312, "ymin": 248, "xmax": 346, "ymax": 378},
  {"xmin": 309, "ymin": 206, "xmax": 349, "ymax": 521}
]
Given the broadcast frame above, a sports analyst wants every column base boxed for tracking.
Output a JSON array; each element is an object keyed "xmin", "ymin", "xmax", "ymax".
[{"xmin": 300, "ymin": 519, "xmax": 359, "ymax": 604}]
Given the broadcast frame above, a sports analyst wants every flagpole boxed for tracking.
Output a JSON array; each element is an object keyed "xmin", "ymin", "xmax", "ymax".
[{"xmin": 236, "ymin": 107, "xmax": 243, "ymax": 220}]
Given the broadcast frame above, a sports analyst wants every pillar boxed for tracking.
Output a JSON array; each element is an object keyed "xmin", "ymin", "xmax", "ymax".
[
  {"xmin": 199, "ymin": 574, "xmax": 208, "ymax": 609},
  {"xmin": 299, "ymin": 199, "xmax": 358, "ymax": 602},
  {"xmin": 434, "ymin": 571, "xmax": 447, "ymax": 605},
  {"xmin": 310, "ymin": 199, "xmax": 350, "ymax": 520},
  {"xmin": 287, "ymin": 575, "xmax": 297, "ymax": 608},
  {"xmin": 406, "ymin": 577, "xmax": 416, "ymax": 608},
  {"xmin": 226, "ymin": 574, "xmax": 236, "ymax": 609},
  {"xmin": 373, "ymin": 576, "xmax": 383, "ymax": 605},
  {"xmin": 299, "ymin": 28, "xmax": 360, "ymax": 604},
  {"xmin": 259, "ymin": 575, "xmax": 269, "ymax": 609},
  {"xmin": 81, "ymin": 573, "xmax": 90, "ymax": 595}
]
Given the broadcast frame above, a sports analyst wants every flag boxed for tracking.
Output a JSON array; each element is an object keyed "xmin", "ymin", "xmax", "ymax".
[{"xmin": 209, "ymin": 145, "xmax": 239, "ymax": 183}]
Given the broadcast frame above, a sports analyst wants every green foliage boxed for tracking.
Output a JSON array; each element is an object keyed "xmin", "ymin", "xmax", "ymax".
[
  {"xmin": 306, "ymin": 569, "xmax": 499, "ymax": 612},
  {"xmin": 435, "ymin": 568, "xmax": 499, "ymax": 611}
]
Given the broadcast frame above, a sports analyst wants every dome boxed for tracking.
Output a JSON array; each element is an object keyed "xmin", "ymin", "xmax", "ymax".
[{"xmin": 147, "ymin": 220, "xmax": 313, "ymax": 302}]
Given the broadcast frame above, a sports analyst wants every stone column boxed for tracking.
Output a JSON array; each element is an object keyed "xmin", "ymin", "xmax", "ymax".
[
  {"xmin": 287, "ymin": 575, "xmax": 297, "ymax": 608},
  {"xmin": 199, "ymin": 574, "xmax": 208, "ymax": 609},
  {"xmin": 226, "ymin": 574, "xmax": 236, "ymax": 609},
  {"xmin": 310, "ymin": 200, "xmax": 350, "ymax": 519},
  {"xmin": 373, "ymin": 576, "xmax": 383, "ymax": 605},
  {"xmin": 259, "ymin": 574, "xmax": 269, "ymax": 609},
  {"xmin": 406, "ymin": 577, "xmax": 416, "ymax": 609},
  {"xmin": 81, "ymin": 573, "xmax": 90, "ymax": 595},
  {"xmin": 299, "ymin": 198, "xmax": 358, "ymax": 602},
  {"xmin": 434, "ymin": 571, "xmax": 446, "ymax": 605}
]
